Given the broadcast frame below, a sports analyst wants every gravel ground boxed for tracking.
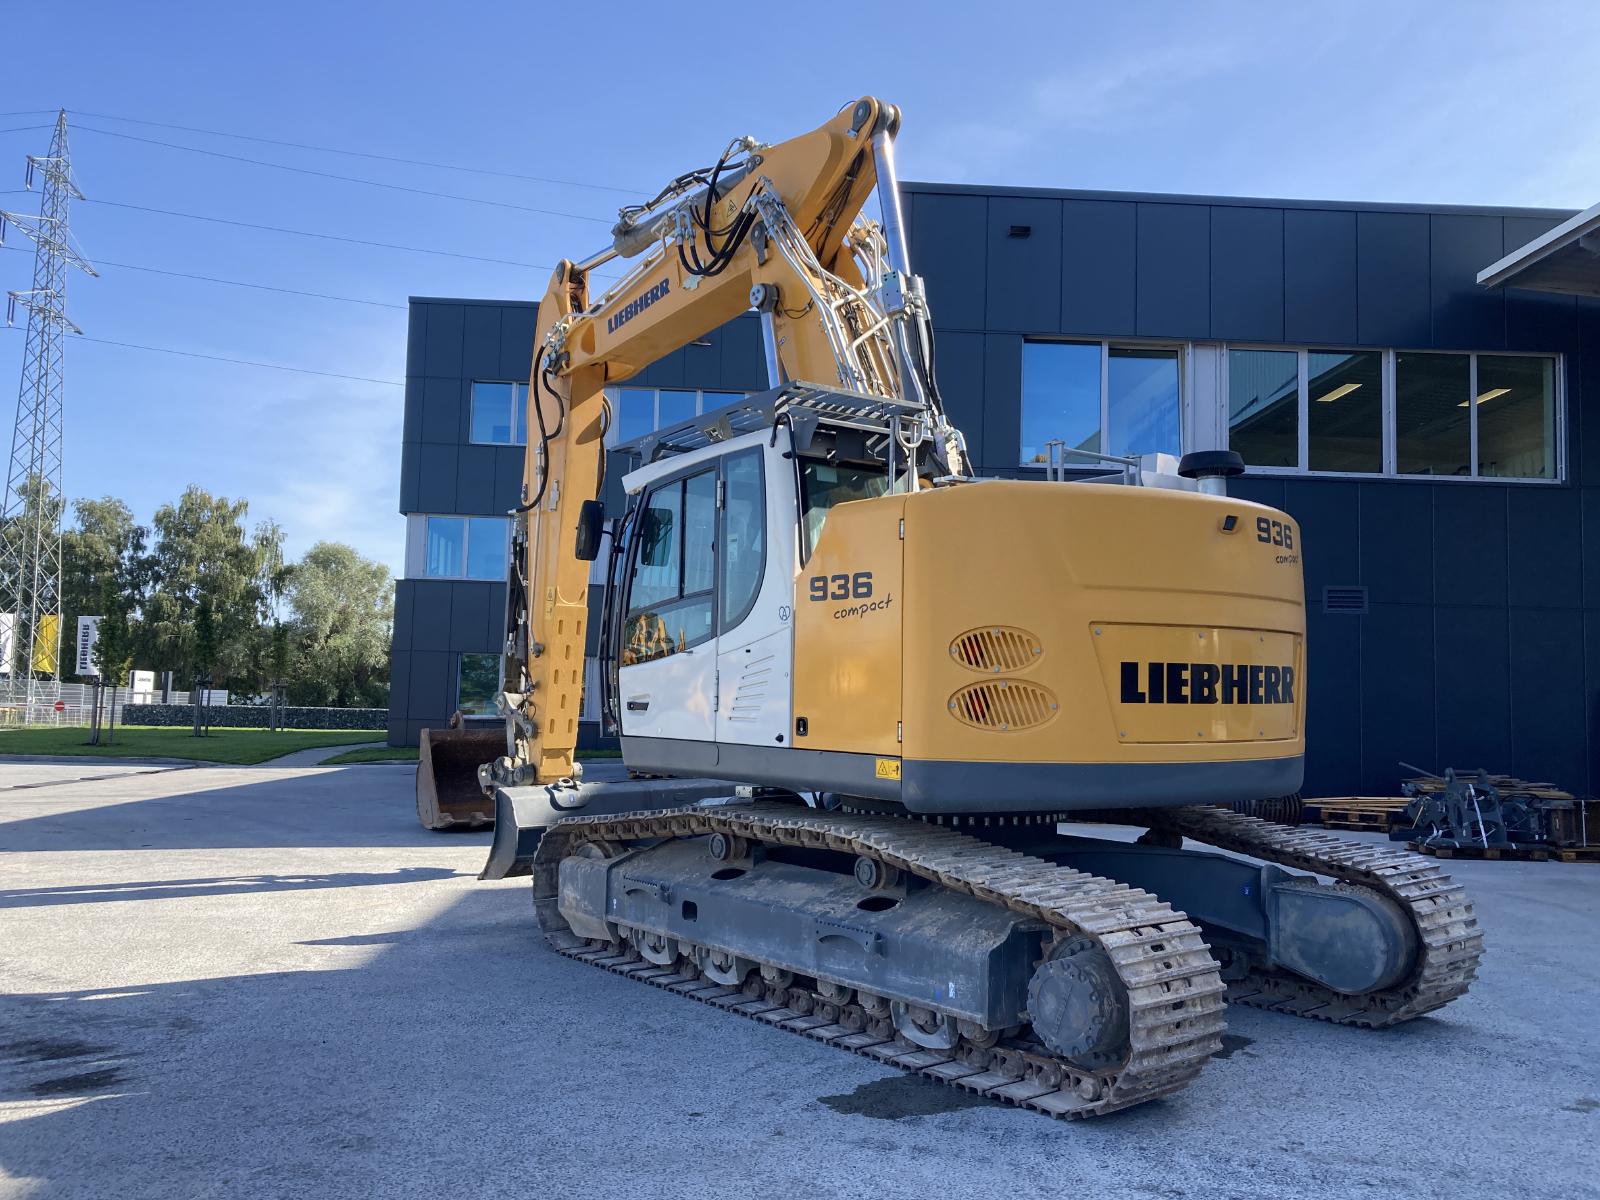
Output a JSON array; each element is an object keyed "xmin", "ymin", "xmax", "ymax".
[{"xmin": 2, "ymin": 762, "xmax": 1596, "ymax": 1200}]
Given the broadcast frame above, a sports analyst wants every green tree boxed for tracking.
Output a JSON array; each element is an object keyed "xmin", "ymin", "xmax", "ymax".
[
  {"xmin": 284, "ymin": 542, "xmax": 393, "ymax": 707},
  {"xmin": 59, "ymin": 497, "xmax": 148, "ymax": 680},
  {"xmin": 92, "ymin": 582, "xmax": 136, "ymax": 746},
  {"xmin": 142, "ymin": 487, "xmax": 278, "ymax": 691}
]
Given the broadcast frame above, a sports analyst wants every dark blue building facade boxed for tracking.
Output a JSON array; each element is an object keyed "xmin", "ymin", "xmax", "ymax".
[{"xmin": 392, "ymin": 182, "xmax": 1597, "ymax": 802}]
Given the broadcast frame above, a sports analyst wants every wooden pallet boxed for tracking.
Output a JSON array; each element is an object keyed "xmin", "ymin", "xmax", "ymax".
[
  {"xmin": 1553, "ymin": 846, "xmax": 1600, "ymax": 864},
  {"xmin": 1313, "ymin": 797, "xmax": 1411, "ymax": 831},
  {"xmin": 1407, "ymin": 840, "xmax": 1550, "ymax": 862}
]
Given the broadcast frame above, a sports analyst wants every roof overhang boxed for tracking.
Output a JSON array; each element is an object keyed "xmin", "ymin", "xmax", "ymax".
[{"xmin": 1478, "ymin": 200, "xmax": 1600, "ymax": 295}]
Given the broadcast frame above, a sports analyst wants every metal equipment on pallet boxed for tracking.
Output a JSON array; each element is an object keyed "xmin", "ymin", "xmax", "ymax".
[{"xmin": 1401, "ymin": 765, "xmax": 1591, "ymax": 852}]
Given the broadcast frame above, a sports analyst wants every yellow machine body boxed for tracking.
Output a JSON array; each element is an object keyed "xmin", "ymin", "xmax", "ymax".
[{"xmin": 792, "ymin": 481, "xmax": 1305, "ymax": 811}]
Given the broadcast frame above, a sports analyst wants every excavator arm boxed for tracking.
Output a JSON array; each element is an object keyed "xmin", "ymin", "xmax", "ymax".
[{"xmin": 493, "ymin": 96, "xmax": 959, "ymax": 788}]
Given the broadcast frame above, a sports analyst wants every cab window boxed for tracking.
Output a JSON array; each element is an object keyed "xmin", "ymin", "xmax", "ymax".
[
  {"xmin": 719, "ymin": 450, "xmax": 765, "ymax": 633},
  {"xmin": 624, "ymin": 469, "xmax": 716, "ymax": 664},
  {"xmin": 799, "ymin": 460, "xmax": 888, "ymax": 560}
]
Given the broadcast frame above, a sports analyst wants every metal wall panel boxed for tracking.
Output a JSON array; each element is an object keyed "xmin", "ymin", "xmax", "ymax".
[
  {"xmin": 1135, "ymin": 203, "xmax": 1210, "ymax": 339},
  {"xmin": 493, "ymin": 446, "xmax": 523, "ymax": 512},
  {"xmin": 1210, "ymin": 206, "xmax": 1284, "ymax": 342},
  {"xmin": 1359, "ymin": 603, "xmax": 1437, "ymax": 794},
  {"xmin": 399, "ymin": 440, "xmax": 420, "ymax": 514},
  {"xmin": 422, "ymin": 303, "xmax": 464, "ymax": 378},
  {"xmin": 1430, "ymin": 214, "xmax": 1505, "ymax": 350},
  {"xmin": 1509, "ymin": 607, "xmax": 1587, "ymax": 787},
  {"xmin": 720, "ymin": 313, "xmax": 767, "ymax": 386},
  {"xmin": 1302, "ymin": 607, "xmax": 1363, "ymax": 796},
  {"xmin": 449, "ymin": 584, "xmax": 495, "ymax": 652},
  {"xmin": 1060, "ymin": 200, "xmax": 1136, "ymax": 336},
  {"xmin": 413, "ymin": 443, "xmax": 459, "ymax": 514},
  {"xmin": 911, "ymin": 192, "xmax": 987, "ymax": 330},
  {"xmin": 500, "ymin": 305, "xmax": 537, "ymax": 378},
  {"xmin": 931, "ymin": 331, "xmax": 985, "ymax": 466},
  {"xmin": 420, "ymin": 377, "xmax": 464, "ymax": 445},
  {"xmin": 1357, "ymin": 212, "xmax": 1430, "ymax": 347},
  {"xmin": 462, "ymin": 304, "xmax": 502, "ymax": 378},
  {"xmin": 1433, "ymin": 605, "xmax": 1511, "ymax": 769},
  {"xmin": 1433, "ymin": 485, "xmax": 1509, "ymax": 608},
  {"xmin": 1507, "ymin": 487, "xmax": 1581, "ymax": 608},
  {"xmin": 407, "ymin": 650, "xmax": 451, "ymax": 724},
  {"xmin": 1284, "ymin": 210, "xmax": 1358, "ymax": 345},
  {"xmin": 986, "ymin": 196, "xmax": 1062, "ymax": 333},
  {"xmin": 410, "ymin": 581, "xmax": 453, "ymax": 646},
  {"xmin": 454, "ymin": 445, "xmax": 497, "ymax": 514},
  {"xmin": 391, "ymin": 579, "xmax": 416, "ymax": 654},
  {"xmin": 1359, "ymin": 483, "xmax": 1433, "ymax": 607},
  {"xmin": 405, "ymin": 305, "xmax": 427, "ymax": 376},
  {"xmin": 982, "ymin": 333, "xmax": 1023, "ymax": 471}
]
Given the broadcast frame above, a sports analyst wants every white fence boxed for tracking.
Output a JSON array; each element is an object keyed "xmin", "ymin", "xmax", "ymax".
[{"xmin": 0, "ymin": 681, "xmax": 156, "ymax": 728}]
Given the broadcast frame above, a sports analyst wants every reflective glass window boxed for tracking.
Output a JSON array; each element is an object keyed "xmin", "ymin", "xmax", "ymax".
[
  {"xmin": 1477, "ymin": 355, "xmax": 1556, "ymax": 479},
  {"xmin": 470, "ymin": 382, "xmax": 517, "ymax": 445},
  {"xmin": 1228, "ymin": 349, "xmax": 1298, "ymax": 468},
  {"xmin": 425, "ymin": 517, "xmax": 465, "ymax": 578},
  {"xmin": 1021, "ymin": 342, "xmax": 1100, "ymax": 464},
  {"xmin": 1395, "ymin": 353, "xmax": 1470, "ymax": 476},
  {"xmin": 465, "ymin": 517, "xmax": 508, "ymax": 581},
  {"xmin": 458, "ymin": 653, "xmax": 500, "ymax": 716},
  {"xmin": 1107, "ymin": 347, "xmax": 1180, "ymax": 458},
  {"xmin": 1307, "ymin": 351, "xmax": 1383, "ymax": 472}
]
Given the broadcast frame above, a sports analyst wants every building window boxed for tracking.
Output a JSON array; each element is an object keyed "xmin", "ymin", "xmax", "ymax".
[
  {"xmin": 607, "ymin": 388, "xmax": 748, "ymax": 448},
  {"xmin": 1021, "ymin": 341, "xmax": 1183, "ymax": 466},
  {"xmin": 1224, "ymin": 347, "xmax": 1559, "ymax": 482},
  {"xmin": 1307, "ymin": 350, "xmax": 1383, "ymax": 473},
  {"xmin": 1107, "ymin": 347, "xmax": 1180, "ymax": 458},
  {"xmin": 470, "ymin": 381, "xmax": 529, "ymax": 445},
  {"xmin": 1395, "ymin": 353, "xmax": 1470, "ymax": 477},
  {"xmin": 422, "ymin": 516, "xmax": 509, "ymax": 580},
  {"xmin": 1477, "ymin": 355, "xmax": 1556, "ymax": 479},
  {"xmin": 457, "ymin": 653, "xmax": 500, "ymax": 716},
  {"xmin": 1227, "ymin": 349, "xmax": 1298, "ymax": 468}
]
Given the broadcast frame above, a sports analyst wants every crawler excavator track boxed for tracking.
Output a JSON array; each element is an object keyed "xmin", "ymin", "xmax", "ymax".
[
  {"xmin": 532, "ymin": 801, "xmax": 1228, "ymax": 1119},
  {"xmin": 1133, "ymin": 805, "xmax": 1483, "ymax": 1026},
  {"xmin": 526, "ymin": 801, "xmax": 1483, "ymax": 1120}
]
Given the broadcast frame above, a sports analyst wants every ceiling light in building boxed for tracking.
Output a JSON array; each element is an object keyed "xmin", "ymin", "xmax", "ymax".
[
  {"xmin": 1458, "ymin": 387, "xmax": 1511, "ymax": 408},
  {"xmin": 1315, "ymin": 382, "xmax": 1362, "ymax": 403}
]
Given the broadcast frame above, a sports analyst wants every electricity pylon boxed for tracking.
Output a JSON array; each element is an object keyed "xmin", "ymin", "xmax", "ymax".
[{"xmin": 0, "ymin": 110, "xmax": 96, "ymax": 718}]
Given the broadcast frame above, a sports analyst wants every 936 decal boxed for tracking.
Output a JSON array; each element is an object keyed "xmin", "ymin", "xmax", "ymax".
[
  {"xmin": 808, "ymin": 572, "xmax": 873, "ymax": 601},
  {"xmin": 1256, "ymin": 517, "xmax": 1299, "ymax": 565},
  {"xmin": 807, "ymin": 571, "xmax": 894, "ymax": 620}
]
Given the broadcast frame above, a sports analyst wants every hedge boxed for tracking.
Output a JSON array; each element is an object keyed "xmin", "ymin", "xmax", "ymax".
[{"xmin": 121, "ymin": 704, "xmax": 387, "ymax": 731}]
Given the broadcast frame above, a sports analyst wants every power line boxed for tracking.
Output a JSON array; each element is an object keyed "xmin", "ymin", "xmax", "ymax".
[
  {"xmin": 0, "ymin": 324, "xmax": 403, "ymax": 385},
  {"xmin": 0, "ymin": 243, "xmax": 405, "ymax": 309},
  {"xmin": 71, "ymin": 108, "xmax": 643, "ymax": 196},
  {"xmin": 86, "ymin": 197, "xmax": 554, "ymax": 268},
  {"xmin": 0, "ymin": 125, "xmax": 53, "ymax": 136},
  {"xmin": 0, "ymin": 111, "xmax": 56, "ymax": 119},
  {"xmin": 75, "ymin": 124, "xmax": 613, "ymax": 224}
]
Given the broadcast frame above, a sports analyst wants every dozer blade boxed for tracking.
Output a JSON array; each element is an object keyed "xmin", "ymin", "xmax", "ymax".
[
  {"xmin": 479, "ymin": 777, "xmax": 739, "ymax": 879},
  {"xmin": 415, "ymin": 720, "xmax": 504, "ymax": 831}
]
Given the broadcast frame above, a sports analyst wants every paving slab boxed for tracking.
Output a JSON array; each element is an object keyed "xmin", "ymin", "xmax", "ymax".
[{"xmin": 1, "ymin": 764, "xmax": 1596, "ymax": 1200}]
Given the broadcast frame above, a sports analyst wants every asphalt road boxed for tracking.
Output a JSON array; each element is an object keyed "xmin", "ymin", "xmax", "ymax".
[{"xmin": 2, "ymin": 760, "xmax": 1596, "ymax": 1200}]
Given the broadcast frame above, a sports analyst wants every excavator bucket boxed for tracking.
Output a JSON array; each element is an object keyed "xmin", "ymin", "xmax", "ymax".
[{"xmin": 415, "ymin": 712, "xmax": 504, "ymax": 830}]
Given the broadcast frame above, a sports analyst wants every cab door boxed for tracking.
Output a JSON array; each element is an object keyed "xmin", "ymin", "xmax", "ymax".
[{"xmin": 617, "ymin": 466, "xmax": 719, "ymax": 763}]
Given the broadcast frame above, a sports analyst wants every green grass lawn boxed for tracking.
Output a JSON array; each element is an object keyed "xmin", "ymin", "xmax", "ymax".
[
  {"xmin": 321, "ymin": 745, "xmax": 626, "ymax": 766},
  {"xmin": 0, "ymin": 725, "xmax": 385, "ymax": 765}
]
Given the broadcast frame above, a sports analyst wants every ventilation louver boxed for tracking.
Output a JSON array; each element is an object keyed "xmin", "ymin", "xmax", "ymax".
[
  {"xmin": 948, "ymin": 680, "xmax": 1060, "ymax": 731},
  {"xmin": 1322, "ymin": 585, "xmax": 1369, "ymax": 615},
  {"xmin": 950, "ymin": 626, "xmax": 1043, "ymax": 674}
]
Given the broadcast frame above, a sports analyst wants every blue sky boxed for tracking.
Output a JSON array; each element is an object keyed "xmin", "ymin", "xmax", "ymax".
[{"xmin": 3, "ymin": 1, "xmax": 1597, "ymax": 576}]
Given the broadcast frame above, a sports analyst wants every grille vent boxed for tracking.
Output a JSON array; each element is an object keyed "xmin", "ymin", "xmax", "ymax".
[
  {"xmin": 948, "ymin": 680, "xmax": 1059, "ymax": 731},
  {"xmin": 1322, "ymin": 585, "xmax": 1369, "ymax": 615},
  {"xmin": 950, "ymin": 626, "xmax": 1043, "ymax": 674}
]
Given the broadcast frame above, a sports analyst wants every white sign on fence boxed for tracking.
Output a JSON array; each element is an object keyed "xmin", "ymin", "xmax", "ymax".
[
  {"xmin": 76, "ymin": 616, "xmax": 102, "ymax": 676},
  {"xmin": 0, "ymin": 613, "xmax": 12, "ymax": 675},
  {"xmin": 129, "ymin": 669, "xmax": 155, "ymax": 694}
]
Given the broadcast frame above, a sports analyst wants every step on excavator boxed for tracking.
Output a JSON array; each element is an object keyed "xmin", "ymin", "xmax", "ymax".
[{"xmin": 418, "ymin": 97, "xmax": 1483, "ymax": 1118}]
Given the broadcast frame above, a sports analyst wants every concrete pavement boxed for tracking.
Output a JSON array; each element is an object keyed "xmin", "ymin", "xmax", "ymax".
[{"xmin": 1, "ymin": 761, "xmax": 1596, "ymax": 1200}]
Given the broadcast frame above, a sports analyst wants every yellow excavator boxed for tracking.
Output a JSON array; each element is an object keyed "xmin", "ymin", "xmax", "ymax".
[{"xmin": 421, "ymin": 97, "xmax": 1483, "ymax": 1118}]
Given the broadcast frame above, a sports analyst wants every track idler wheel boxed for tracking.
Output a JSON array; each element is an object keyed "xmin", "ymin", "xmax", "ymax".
[{"xmin": 1026, "ymin": 936, "xmax": 1131, "ymax": 1071}]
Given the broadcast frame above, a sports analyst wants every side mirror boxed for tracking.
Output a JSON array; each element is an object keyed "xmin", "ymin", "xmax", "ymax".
[{"xmin": 575, "ymin": 499, "xmax": 605, "ymax": 561}]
